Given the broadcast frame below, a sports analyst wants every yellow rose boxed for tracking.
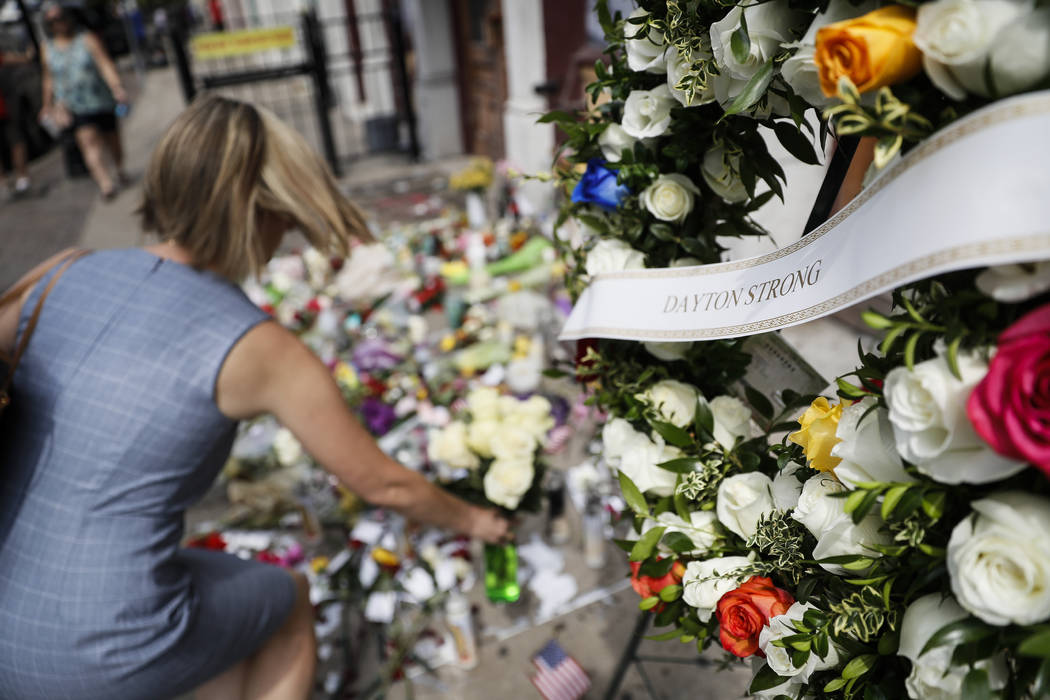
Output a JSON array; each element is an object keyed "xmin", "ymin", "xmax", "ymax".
[
  {"xmin": 789, "ymin": 397, "xmax": 844, "ymax": 472},
  {"xmin": 814, "ymin": 5, "xmax": 922, "ymax": 97}
]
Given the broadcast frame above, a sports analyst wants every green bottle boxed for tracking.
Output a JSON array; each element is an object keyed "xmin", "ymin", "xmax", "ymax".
[{"xmin": 483, "ymin": 542, "xmax": 520, "ymax": 603}]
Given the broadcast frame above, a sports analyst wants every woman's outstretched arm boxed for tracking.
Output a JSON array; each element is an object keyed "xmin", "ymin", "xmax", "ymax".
[{"xmin": 216, "ymin": 320, "xmax": 510, "ymax": 543}]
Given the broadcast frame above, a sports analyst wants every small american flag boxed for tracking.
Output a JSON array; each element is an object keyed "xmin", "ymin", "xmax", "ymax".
[{"xmin": 531, "ymin": 639, "xmax": 591, "ymax": 700}]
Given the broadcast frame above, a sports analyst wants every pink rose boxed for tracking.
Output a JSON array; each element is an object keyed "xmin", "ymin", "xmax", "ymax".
[{"xmin": 968, "ymin": 304, "xmax": 1050, "ymax": 473}]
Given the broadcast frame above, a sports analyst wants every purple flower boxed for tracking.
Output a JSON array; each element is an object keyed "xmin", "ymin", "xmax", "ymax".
[
  {"xmin": 353, "ymin": 339, "xmax": 403, "ymax": 372},
  {"xmin": 361, "ymin": 397, "xmax": 398, "ymax": 436},
  {"xmin": 572, "ymin": 159, "xmax": 630, "ymax": 211}
]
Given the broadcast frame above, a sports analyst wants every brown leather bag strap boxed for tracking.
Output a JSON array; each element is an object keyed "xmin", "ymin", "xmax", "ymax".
[{"xmin": 1, "ymin": 249, "xmax": 91, "ymax": 396}]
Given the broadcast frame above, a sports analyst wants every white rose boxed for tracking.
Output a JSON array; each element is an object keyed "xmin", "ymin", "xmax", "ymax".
[
  {"xmin": 832, "ymin": 396, "xmax": 916, "ymax": 489},
  {"xmin": 813, "ymin": 513, "xmax": 890, "ymax": 574},
  {"xmin": 620, "ymin": 438, "xmax": 683, "ymax": 497},
  {"xmin": 792, "ymin": 473, "xmax": 850, "ymax": 539},
  {"xmin": 491, "ymin": 425, "xmax": 539, "ymax": 462},
  {"xmin": 598, "ymin": 123, "xmax": 639, "ymax": 163},
  {"xmin": 273, "ymin": 427, "xmax": 304, "ymax": 467},
  {"xmin": 640, "ymin": 379, "xmax": 701, "ymax": 427},
  {"xmin": 466, "ymin": 419, "xmax": 501, "ymax": 458},
  {"xmin": 772, "ymin": 461, "xmax": 804, "ymax": 511},
  {"xmin": 602, "ymin": 417, "xmax": 643, "ymax": 461},
  {"xmin": 948, "ymin": 492, "xmax": 1050, "ymax": 625},
  {"xmin": 884, "ymin": 352, "xmax": 1027, "ymax": 484},
  {"xmin": 505, "ymin": 395, "xmax": 554, "ymax": 440},
  {"xmin": 621, "ymin": 84, "xmax": 677, "ymax": 139},
  {"xmin": 466, "ymin": 386, "xmax": 501, "ymax": 421},
  {"xmin": 700, "ymin": 144, "xmax": 748, "ymax": 203},
  {"xmin": 428, "ymin": 421, "xmax": 480, "ymax": 470},
  {"xmin": 483, "ymin": 457, "xmax": 535, "ymax": 510},
  {"xmin": 624, "ymin": 8, "xmax": 667, "ymax": 73},
  {"xmin": 644, "ymin": 340, "xmax": 693, "ymax": 362},
  {"xmin": 898, "ymin": 594, "xmax": 1008, "ymax": 699},
  {"xmin": 681, "ymin": 556, "xmax": 752, "ymax": 621},
  {"xmin": 987, "ymin": 8, "xmax": 1050, "ymax": 96},
  {"xmin": 781, "ymin": 0, "xmax": 878, "ymax": 107},
  {"xmin": 585, "ymin": 238, "xmax": 646, "ymax": 277},
  {"xmin": 716, "ymin": 472, "xmax": 776, "ymax": 540},
  {"xmin": 506, "ymin": 357, "xmax": 542, "ymax": 395},
  {"xmin": 665, "ymin": 43, "xmax": 716, "ymax": 106},
  {"xmin": 914, "ymin": 0, "xmax": 1031, "ymax": 100},
  {"xmin": 641, "ymin": 174, "xmax": 701, "ymax": 223},
  {"xmin": 975, "ymin": 261, "xmax": 1050, "ymax": 302},
  {"xmin": 710, "ymin": 395, "xmax": 752, "ymax": 451},
  {"xmin": 709, "ymin": 0, "xmax": 800, "ymax": 104},
  {"xmin": 652, "ymin": 510, "xmax": 720, "ymax": 555},
  {"xmin": 760, "ymin": 602, "xmax": 840, "ymax": 682}
]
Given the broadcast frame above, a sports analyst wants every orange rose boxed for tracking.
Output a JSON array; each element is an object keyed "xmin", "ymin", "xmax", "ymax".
[
  {"xmin": 630, "ymin": 559, "xmax": 686, "ymax": 612},
  {"xmin": 716, "ymin": 576, "xmax": 794, "ymax": 657},
  {"xmin": 814, "ymin": 5, "xmax": 922, "ymax": 97}
]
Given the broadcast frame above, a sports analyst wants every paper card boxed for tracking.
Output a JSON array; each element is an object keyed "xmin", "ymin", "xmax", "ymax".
[{"xmin": 739, "ymin": 333, "xmax": 827, "ymax": 414}]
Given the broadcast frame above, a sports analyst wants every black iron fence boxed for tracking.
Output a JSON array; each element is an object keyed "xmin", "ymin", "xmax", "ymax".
[{"xmin": 170, "ymin": 1, "xmax": 419, "ymax": 176}]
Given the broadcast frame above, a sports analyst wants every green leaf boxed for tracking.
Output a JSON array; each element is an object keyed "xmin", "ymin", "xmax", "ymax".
[
  {"xmin": 674, "ymin": 491, "xmax": 692, "ymax": 521},
  {"xmin": 879, "ymin": 324, "xmax": 909, "ymax": 356},
  {"xmin": 841, "ymin": 654, "xmax": 877, "ymax": 680},
  {"xmin": 903, "ymin": 332, "xmax": 921, "ymax": 371},
  {"xmin": 1019, "ymin": 629, "xmax": 1050, "ymax": 658},
  {"xmin": 921, "ymin": 491, "xmax": 946, "ymax": 521},
  {"xmin": 659, "ymin": 584, "xmax": 682, "ymax": 602},
  {"xmin": 629, "ymin": 526, "xmax": 666, "ymax": 562},
  {"xmin": 618, "ymin": 470, "xmax": 649, "ymax": 515},
  {"xmin": 878, "ymin": 629, "xmax": 899, "ymax": 656},
  {"xmin": 773, "ymin": 121, "xmax": 821, "ymax": 165},
  {"xmin": 836, "ymin": 378, "xmax": 867, "ymax": 399},
  {"xmin": 536, "ymin": 110, "xmax": 577, "ymax": 124},
  {"xmin": 662, "ymin": 531, "xmax": 696, "ymax": 554},
  {"xmin": 730, "ymin": 10, "xmax": 751, "ymax": 65},
  {"xmin": 961, "ymin": 668, "xmax": 992, "ymax": 700},
  {"xmin": 861, "ymin": 310, "xmax": 894, "ymax": 330},
  {"xmin": 639, "ymin": 596, "xmax": 661, "ymax": 611},
  {"xmin": 824, "ymin": 678, "xmax": 848, "ymax": 693},
  {"xmin": 723, "ymin": 60, "xmax": 775, "ymax": 116},
  {"xmin": 920, "ymin": 618, "xmax": 996, "ymax": 657},
  {"xmin": 694, "ymin": 395, "xmax": 715, "ymax": 438},
  {"xmin": 542, "ymin": 368, "xmax": 569, "ymax": 379},
  {"xmin": 651, "ymin": 420, "xmax": 694, "ymax": 449},
  {"xmin": 945, "ymin": 335, "xmax": 963, "ymax": 381},
  {"xmin": 657, "ymin": 457, "xmax": 700, "ymax": 474},
  {"xmin": 645, "ymin": 628, "xmax": 683, "ymax": 642},
  {"xmin": 881, "ymin": 485, "xmax": 911, "ymax": 521},
  {"xmin": 639, "ymin": 556, "xmax": 675, "ymax": 578},
  {"xmin": 748, "ymin": 663, "xmax": 790, "ymax": 693},
  {"xmin": 813, "ymin": 631, "xmax": 830, "ymax": 660},
  {"xmin": 744, "ymin": 384, "xmax": 775, "ymax": 420}
]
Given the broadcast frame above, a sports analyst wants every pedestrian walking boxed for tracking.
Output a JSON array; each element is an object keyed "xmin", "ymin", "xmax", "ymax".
[
  {"xmin": 0, "ymin": 44, "xmax": 34, "ymax": 197},
  {"xmin": 38, "ymin": 1, "xmax": 129, "ymax": 200},
  {"xmin": 0, "ymin": 94, "xmax": 511, "ymax": 700}
]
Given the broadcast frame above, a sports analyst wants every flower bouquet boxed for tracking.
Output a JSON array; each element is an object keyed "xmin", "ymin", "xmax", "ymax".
[
  {"xmin": 542, "ymin": 0, "xmax": 1050, "ymax": 697},
  {"xmin": 427, "ymin": 386, "xmax": 554, "ymax": 601}
]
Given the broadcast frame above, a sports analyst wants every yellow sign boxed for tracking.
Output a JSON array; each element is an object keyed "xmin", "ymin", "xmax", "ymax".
[{"xmin": 191, "ymin": 26, "xmax": 296, "ymax": 60}]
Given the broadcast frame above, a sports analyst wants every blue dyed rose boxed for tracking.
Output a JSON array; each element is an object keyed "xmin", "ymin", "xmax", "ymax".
[{"xmin": 571, "ymin": 159, "xmax": 631, "ymax": 211}]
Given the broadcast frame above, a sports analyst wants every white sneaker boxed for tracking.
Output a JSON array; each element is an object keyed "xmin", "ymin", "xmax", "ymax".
[{"xmin": 13, "ymin": 177, "xmax": 30, "ymax": 195}]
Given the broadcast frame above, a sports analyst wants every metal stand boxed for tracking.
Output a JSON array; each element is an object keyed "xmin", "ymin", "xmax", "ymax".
[{"xmin": 603, "ymin": 612, "xmax": 715, "ymax": 700}]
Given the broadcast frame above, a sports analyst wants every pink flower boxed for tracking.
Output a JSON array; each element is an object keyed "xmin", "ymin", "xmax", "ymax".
[{"xmin": 968, "ymin": 304, "xmax": 1050, "ymax": 473}]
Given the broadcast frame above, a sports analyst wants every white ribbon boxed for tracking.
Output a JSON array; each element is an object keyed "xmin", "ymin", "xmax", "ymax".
[{"xmin": 560, "ymin": 91, "xmax": 1050, "ymax": 342}]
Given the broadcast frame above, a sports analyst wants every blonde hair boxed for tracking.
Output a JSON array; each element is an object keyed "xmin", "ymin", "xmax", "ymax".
[{"xmin": 139, "ymin": 94, "xmax": 372, "ymax": 279}]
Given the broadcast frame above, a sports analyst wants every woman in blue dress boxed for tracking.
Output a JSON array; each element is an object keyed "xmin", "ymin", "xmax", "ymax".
[{"xmin": 0, "ymin": 95, "xmax": 510, "ymax": 699}]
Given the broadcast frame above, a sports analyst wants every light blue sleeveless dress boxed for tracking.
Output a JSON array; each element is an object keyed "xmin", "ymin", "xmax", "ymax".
[
  {"xmin": 0, "ymin": 249, "xmax": 296, "ymax": 699},
  {"xmin": 45, "ymin": 34, "xmax": 115, "ymax": 117}
]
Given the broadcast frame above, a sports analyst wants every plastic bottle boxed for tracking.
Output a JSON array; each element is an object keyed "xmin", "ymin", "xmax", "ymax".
[
  {"xmin": 445, "ymin": 592, "xmax": 478, "ymax": 669},
  {"xmin": 582, "ymin": 489, "xmax": 606, "ymax": 569}
]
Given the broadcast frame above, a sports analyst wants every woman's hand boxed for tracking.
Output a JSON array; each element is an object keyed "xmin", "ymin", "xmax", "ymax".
[
  {"xmin": 469, "ymin": 507, "xmax": 513, "ymax": 545},
  {"xmin": 112, "ymin": 85, "xmax": 129, "ymax": 105}
]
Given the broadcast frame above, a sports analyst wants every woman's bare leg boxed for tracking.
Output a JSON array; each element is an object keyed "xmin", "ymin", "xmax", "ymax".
[
  {"xmin": 73, "ymin": 125, "xmax": 114, "ymax": 196},
  {"xmin": 243, "ymin": 571, "xmax": 317, "ymax": 700},
  {"xmin": 101, "ymin": 126, "xmax": 126, "ymax": 179}
]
